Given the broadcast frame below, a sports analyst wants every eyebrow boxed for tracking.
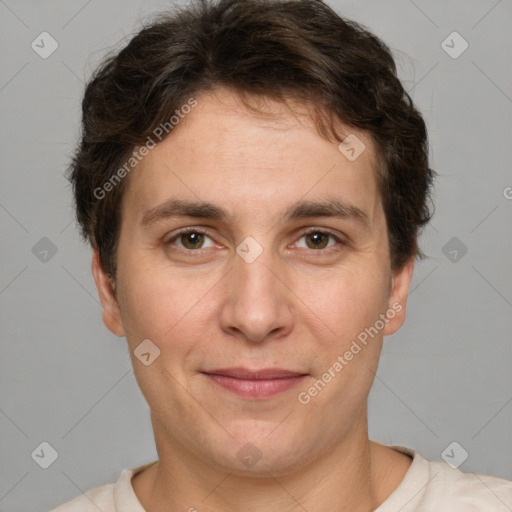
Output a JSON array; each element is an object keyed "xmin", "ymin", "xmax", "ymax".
[{"xmin": 140, "ymin": 197, "xmax": 370, "ymax": 228}]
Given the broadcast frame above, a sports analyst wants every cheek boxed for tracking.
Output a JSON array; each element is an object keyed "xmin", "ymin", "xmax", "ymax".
[
  {"xmin": 116, "ymin": 259, "xmax": 210, "ymax": 355},
  {"xmin": 295, "ymin": 273, "xmax": 387, "ymax": 416},
  {"xmin": 297, "ymin": 266, "xmax": 390, "ymax": 347}
]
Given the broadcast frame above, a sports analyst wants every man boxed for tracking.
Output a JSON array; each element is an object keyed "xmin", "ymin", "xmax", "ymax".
[{"xmin": 52, "ymin": 0, "xmax": 512, "ymax": 510}]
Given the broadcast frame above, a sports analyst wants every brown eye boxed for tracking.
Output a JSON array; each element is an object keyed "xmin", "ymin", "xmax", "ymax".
[
  {"xmin": 304, "ymin": 231, "xmax": 331, "ymax": 249},
  {"xmin": 166, "ymin": 229, "xmax": 216, "ymax": 251},
  {"xmin": 180, "ymin": 231, "xmax": 205, "ymax": 249},
  {"xmin": 293, "ymin": 229, "xmax": 345, "ymax": 254}
]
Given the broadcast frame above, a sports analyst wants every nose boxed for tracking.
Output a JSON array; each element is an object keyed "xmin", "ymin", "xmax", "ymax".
[{"xmin": 219, "ymin": 243, "xmax": 294, "ymax": 344}]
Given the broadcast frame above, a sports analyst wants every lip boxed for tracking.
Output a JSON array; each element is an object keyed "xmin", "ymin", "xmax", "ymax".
[
  {"xmin": 202, "ymin": 368, "xmax": 308, "ymax": 399},
  {"xmin": 205, "ymin": 367, "xmax": 306, "ymax": 379}
]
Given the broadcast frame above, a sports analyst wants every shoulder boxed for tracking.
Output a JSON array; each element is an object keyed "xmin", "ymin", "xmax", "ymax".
[
  {"xmin": 387, "ymin": 445, "xmax": 512, "ymax": 511},
  {"xmin": 49, "ymin": 482, "xmax": 116, "ymax": 512},
  {"xmin": 49, "ymin": 461, "xmax": 155, "ymax": 512},
  {"xmin": 426, "ymin": 458, "xmax": 512, "ymax": 510}
]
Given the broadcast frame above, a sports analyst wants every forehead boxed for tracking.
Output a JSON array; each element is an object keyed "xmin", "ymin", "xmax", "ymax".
[{"xmin": 121, "ymin": 87, "xmax": 382, "ymax": 224}]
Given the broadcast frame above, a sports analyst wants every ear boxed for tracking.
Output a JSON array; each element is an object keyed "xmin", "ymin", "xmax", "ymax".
[
  {"xmin": 383, "ymin": 257, "xmax": 415, "ymax": 337},
  {"xmin": 91, "ymin": 248, "xmax": 125, "ymax": 337}
]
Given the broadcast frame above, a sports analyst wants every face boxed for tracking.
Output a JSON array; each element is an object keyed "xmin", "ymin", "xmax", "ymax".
[{"xmin": 93, "ymin": 87, "xmax": 413, "ymax": 476}]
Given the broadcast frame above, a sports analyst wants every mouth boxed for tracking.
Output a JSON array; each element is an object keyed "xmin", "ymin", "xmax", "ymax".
[{"xmin": 201, "ymin": 368, "xmax": 309, "ymax": 399}]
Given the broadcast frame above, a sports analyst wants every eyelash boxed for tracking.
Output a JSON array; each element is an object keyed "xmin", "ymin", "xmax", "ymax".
[{"xmin": 164, "ymin": 227, "xmax": 345, "ymax": 256}]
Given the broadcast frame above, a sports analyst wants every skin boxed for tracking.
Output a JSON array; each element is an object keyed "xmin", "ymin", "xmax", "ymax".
[{"xmin": 92, "ymin": 86, "xmax": 415, "ymax": 511}]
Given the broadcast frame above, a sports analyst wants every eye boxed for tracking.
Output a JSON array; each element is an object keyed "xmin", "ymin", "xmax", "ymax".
[
  {"xmin": 294, "ymin": 229, "xmax": 342, "ymax": 251},
  {"xmin": 164, "ymin": 227, "xmax": 345, "ymax": 255},
  {"xmin": 165, "ymin": 228, "xmax": 216, "ymax": 251}
]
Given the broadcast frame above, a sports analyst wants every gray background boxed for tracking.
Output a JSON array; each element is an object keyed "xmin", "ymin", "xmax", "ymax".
[{"xmin": 0, "ymin": 0, "xmax": 511, "ymax": 510}]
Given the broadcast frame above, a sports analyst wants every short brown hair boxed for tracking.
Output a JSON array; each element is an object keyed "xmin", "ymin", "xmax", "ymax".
[{"xmin": 68, "ymin": 0, "xmax": 435, "ymax": 277}]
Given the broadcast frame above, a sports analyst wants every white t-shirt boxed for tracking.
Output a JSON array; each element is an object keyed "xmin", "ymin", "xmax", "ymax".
[{"xmin": 50, "ymin": 445, "xmax": 512, "ymax": 511}]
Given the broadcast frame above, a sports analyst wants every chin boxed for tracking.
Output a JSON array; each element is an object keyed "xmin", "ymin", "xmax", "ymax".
[{"xmin": 201, "ymin": 424, "xmax": 315, "ymax": 477}]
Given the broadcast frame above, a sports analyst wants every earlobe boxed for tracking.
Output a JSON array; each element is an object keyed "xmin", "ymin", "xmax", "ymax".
[
  {"xmin": 383, "ymin": 257, "xmax": 415, "ymax": 337},
  {"xmin": 91, "ymin": 249, "xmax": 125, "ymax": 337}
]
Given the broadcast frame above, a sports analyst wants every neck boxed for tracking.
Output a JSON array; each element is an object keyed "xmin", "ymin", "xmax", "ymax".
[{"xmin": 133, "ymin": 413, "xmax": 411, "ymax": 512}]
